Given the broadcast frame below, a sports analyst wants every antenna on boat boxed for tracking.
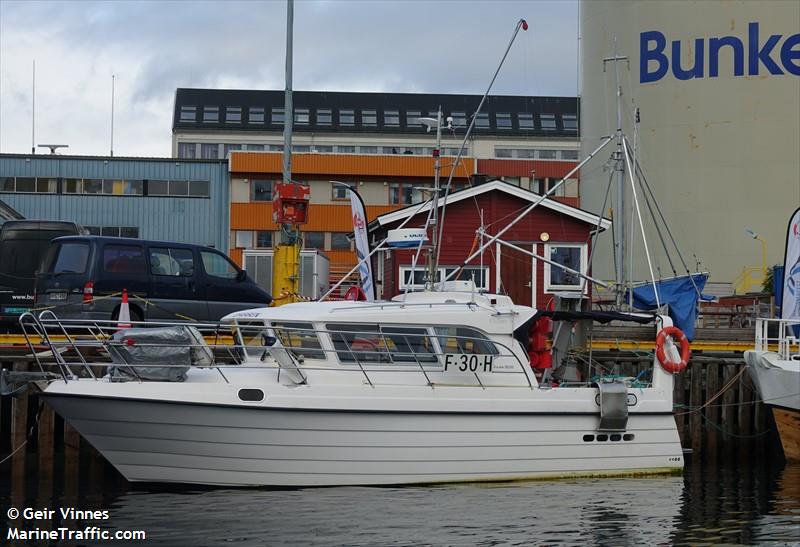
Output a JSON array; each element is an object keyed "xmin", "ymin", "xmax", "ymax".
[{"xmin": 602, "ymin": 37, "xmax": 629, "ymax": 307}]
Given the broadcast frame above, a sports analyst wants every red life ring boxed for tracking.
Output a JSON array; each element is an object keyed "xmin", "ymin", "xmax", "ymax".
[{"xmin": 656, "ymin": 326, "xmax": 690, "ymax": 373}]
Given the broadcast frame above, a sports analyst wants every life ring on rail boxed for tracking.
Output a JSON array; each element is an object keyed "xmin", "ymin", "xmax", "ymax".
[{"xmin": 655, "ymin": 326, "xmax": 690, "ymax": 373}]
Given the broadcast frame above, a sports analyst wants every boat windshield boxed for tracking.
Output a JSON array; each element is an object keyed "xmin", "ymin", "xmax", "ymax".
[{"xmin": 326, "ymin": 323, "xmax": 438, "ymax": 364}]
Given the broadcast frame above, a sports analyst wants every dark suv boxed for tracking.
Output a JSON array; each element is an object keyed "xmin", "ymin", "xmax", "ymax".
[
  {"xmin": 0, "ymin": 220, "xmax": 85, "ymax": 325},
  {"xmin": 35, "ymin": 236, "xmax": 272, "ymax": 323}
]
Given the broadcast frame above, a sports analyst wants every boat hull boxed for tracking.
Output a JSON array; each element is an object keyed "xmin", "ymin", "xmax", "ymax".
[
  {"xmin": 773, "ymin": 407, "xmax": 800, "ymax": 462},
  {"xmin": 745, "ymin": 350, "xmax": 800, "ymax": 462},
  {"xmin": 41, "ymin": 393, "xmax": 683, "ymax": 486}
]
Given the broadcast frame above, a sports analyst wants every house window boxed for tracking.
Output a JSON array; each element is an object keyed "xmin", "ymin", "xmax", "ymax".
[
  {"xmin": 177, "ymin": 143, "xmax": 197, "ymax": 158},
  {"xmin": 189, "ymin": 180, "xmax": 210, "ymax": 197},
  {"xmin": 540, "ymin": 113, "xmax": 557, "ymax": 130},
  {"xmin": 316, "ymin": 108, "xmax": 332, "ymax": 125},
  {"xmin": 450, "ymin": 112, "xmax": 466, "ymax": 127},
  {"xmin": 179, "ymin": 106, "xmax": 196, "ymax": 122},
  {"xmin": 314, "ymin": 145, "xmax": 333, "ymax": 153},
  {"xmin": 562, "ymin": 114, "xmax": 578, "ymax": 131},
  {"xmin": 269, "ymin": 144, "xmax": 284, "ymax": 152},
  {"xmin": 475, "ymin": 112, "xmax": 489, "ymax": 128},
  {"xmin": 406, "ymin": 110, "xmax": 421, "ymax": 127},
  {"xmin": 271, "ymin": 107, "xmax": 285, "ymax": 125},
  {"xmin": 517, "ymin": 149, "xmax": 535, "ymax": 159},
  {"xmin": 389, "ymin": 183, "xmax": 426, "ymax": 205},
  {"xmin": 147, "ymin": 180, "xmax": 168, "ymax": 196},
  {"xmin": 203, "ymin": 106, "xmax": 219, "ymax": 123},
  {"xmin": 252, "ymin": 180, "xmax": 273, "ymax": 201},
  {"xmin": 544, "ymin": 244, "xmax": 587, "ymax": 292},
  {"xmin": 223, "ymin": 143, "xmax": 242, "ymax": 157},
  {"xmin": 235, "ymin": 230, "xmax": 253, "ymax": 249},
  {"xmin": 384, "ymin": 110, "xmax": 400, "ymax": 127},
  {"xmin": 303, "ymin": 232, "xmax": 325, "ymax": 249},
  {"xmin": 169, "ymin": 180, "xmax": 189, "ymax": 196},
  {"xmin": 533, "ymin": 178, "xmax": 564, "ymax": 196},
  {"xmin": 292, "ymin": 145, "xmax": 311, "ymax": 152},
  {"xmin": 256, "ymin": 231, "xmax": 273, "ymax": 248},
  {"xmin": 337, "ymin": 145, "xmax": 355, "ymax": 153},
  {"xmin": 226, "ymin": 107, "xmax": 242, "ymax": 123},
  {"xmin": 359, "ymin": 146, "xmax": 378, "ymax": 154},
  {"xmin": 496, "ymin": 113, "xmax": 512, "ymax": 129},
  {"xmin": 294, "ymin": 108, "xmax": 310, "ymax": 125},
  {"xmin": 495, "ymin": 148, "xmax": 513, "ymax": 158},
  {"xmin": 362, "ymin": 109, "xmax": 377, "ymax": 126},
  {"xmin": 560, "ymin": 149, "xmax": 579, "ymax": 160},
  {"xmin": 339, "ymin": 109, "xmax": 355, "ymax": 126},
  {"xmin": 201, "ymin": 143, "xmax": 220, "ymax": 159},
  {"xmin": 518, "ymin": 113, "xmax": 534, "ymax": 129},
  {"xmin": 538, "ymin": 150, "xmax": 557, "ymax": 160},
  {"xmin": 332, "ymin": 184, "xmax": 349, "ymax": 200},
  {"xmin": 249, "ymin": 107, "xmax": 265, "ymax": 124},
  {"xmin": 246, "ymin": 144, "xmax": 265, "ymax": 151},
  {"xmin": 330, "ymin": 233, "xmax": 351, "ymax": 250}
]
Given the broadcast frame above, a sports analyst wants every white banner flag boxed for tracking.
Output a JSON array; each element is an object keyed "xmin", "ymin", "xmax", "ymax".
[
  {"xmin": 349, "ymin": 187, "xmax": 375, "ymax": 301},
  {"xmin": 782, "ymin": 207, "xmax": 800, "ymax": 322}
]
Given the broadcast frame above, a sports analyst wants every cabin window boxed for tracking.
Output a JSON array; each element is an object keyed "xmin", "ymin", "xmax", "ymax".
[
  {"xmin": 434, "ymin": 326, "xmax": 499, "ymax": 356},
  {"xmin": 326, "ymin": 323, "xmax": 437, "ymax": 364},
  {"xmin": 271, "ymin": 322, "xmax": 326, "ymax": 360},
  {"xmin": 399, "ymin": 265, "xmax": 489, "ymax": 291},
  {"xmin": 544, "ymin": 243, "xmax": 587, "ymax": 293}
]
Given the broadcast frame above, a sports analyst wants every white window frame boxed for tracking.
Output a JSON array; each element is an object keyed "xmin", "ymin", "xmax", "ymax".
[
  {"xmin": 543, "ymin": 243, "xmax": 587, "ymax": 293},
  {"xmin": 398, "ymin": 265, "xmax": 489, "ymax": 291}
]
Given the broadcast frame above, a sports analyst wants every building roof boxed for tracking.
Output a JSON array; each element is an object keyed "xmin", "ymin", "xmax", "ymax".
[
  {"xmin": 372, "ymin": 179, "xmax": 611, "ymax": 231},
  {"xmin": 0, "ymin": 152, "xmax": 226, "ymax": 165},
  {"xmin": 173, "ymin": 88, "xmax": 579, "ymax": 138}
]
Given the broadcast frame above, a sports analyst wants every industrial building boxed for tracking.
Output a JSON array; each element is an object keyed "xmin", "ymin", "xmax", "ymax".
[
  {"xmin": 580, "ymin": 0, "xmax": 800, "ymax": 291},
  {"xmin": 172, "ymin": 89, "xmax": 583, "ymax": 198},
  {"xmin": 0, "ymin": 154, "xmax": 230, "ymax": 250}
]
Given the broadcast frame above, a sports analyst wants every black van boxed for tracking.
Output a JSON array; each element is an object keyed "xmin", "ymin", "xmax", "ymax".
[
  {"xmin": 35, "ymin": 236, "xmax": 272, "ymax": 323},
  {"xmin": 0, "ymin": 220, "xmax": 85, "ymax": 325}
]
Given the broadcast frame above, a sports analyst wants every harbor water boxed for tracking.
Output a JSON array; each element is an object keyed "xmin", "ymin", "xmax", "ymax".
[{"xmin": 1, "ymin": 456, "xmax": 798, "ymax": 545}]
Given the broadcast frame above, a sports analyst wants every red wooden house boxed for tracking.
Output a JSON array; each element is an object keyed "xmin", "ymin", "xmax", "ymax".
[{"xmin": 370, "ymin": 180, "xmax": 611, "ymax": 308}]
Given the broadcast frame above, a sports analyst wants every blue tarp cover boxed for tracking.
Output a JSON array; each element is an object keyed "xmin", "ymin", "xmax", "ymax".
[{"xmin": 627, "ymin": 274, "xmax": 713, "ymax": 340}]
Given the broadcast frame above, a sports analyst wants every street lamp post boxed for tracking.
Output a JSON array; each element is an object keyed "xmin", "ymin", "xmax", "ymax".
[{"xmin": 745, "ymin": 228, "xmax": 767, "ymax": 276}]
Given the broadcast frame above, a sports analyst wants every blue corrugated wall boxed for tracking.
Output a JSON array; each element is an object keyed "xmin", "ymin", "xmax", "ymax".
[{"xmin": 0, "ymin": 155, "xmax": 229, "ymax": 250}]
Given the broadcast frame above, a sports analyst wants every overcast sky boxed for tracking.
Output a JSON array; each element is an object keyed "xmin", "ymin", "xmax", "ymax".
[{"xmin": 0, "ymin": 0, "xmax": 579, "ymax": 157}]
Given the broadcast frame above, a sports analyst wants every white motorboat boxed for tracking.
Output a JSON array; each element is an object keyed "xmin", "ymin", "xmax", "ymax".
[
  {"xmin": 745, "ymin": 320, "xmax": 800, "ymax": 462},
  {"xmin": 27, "ymin": 286, "xmax": 685, "ymax": 487}
]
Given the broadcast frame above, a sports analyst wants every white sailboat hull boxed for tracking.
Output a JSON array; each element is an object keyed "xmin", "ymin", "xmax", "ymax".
[{"xmin": 42, "ymin": 390, "xmax": 683, "ymax": 487}]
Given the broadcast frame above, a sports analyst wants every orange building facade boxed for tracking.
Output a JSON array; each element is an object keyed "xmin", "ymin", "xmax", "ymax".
[{"xmin": 227, "ymin": 150, "xmax": 578, "ymax": 287}]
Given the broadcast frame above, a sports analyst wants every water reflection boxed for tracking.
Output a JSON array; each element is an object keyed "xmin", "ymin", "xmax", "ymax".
[{"xmin": 1, "ymin": 461, "xmax": 798, "ymax": 546}]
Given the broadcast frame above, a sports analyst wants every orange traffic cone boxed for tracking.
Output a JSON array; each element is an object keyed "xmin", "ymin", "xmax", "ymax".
[{"xmin": 118, "ymin": 288, "xmax": 132, "ymax": 329}]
